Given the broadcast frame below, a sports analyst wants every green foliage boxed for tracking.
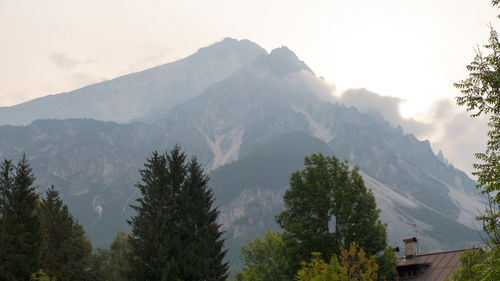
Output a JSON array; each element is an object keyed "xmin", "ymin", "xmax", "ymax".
[
  {"xmin": 375, "ymin": 247, "xmax": 398, "ymax": 281},
  {"xmin": 454, "ymin": 0, "xmax": 500, "ymax": 247},
  {"xmin": 297, "ymin": 252, "xmax": 347, "ymax": 281},
  {"xmin": 88, "ymin": 230, "xmax": 132, "ymax": 281},
  {"xmin": 128, "ymin": 146, "xmax": 228, "ymax": 281},
  {"xmin": 338, "ymin": 242, "xmax": 378, "ymax": 281},
  {"xmin": 39, "ymin": 186, "xmax": 92, "ymax": 281},
  {"xmin": 234, "ymin": 230, "xmax": 289, "ymax": 281},
  {"xmin": 180, "ymin": 157, "xmax": 228, "ymax": 280},
  {"xmin": 453, "ymin": 2, "xmax": 500, "ymax": 280},
  {"xmin": 454, "ymin": 25, "xmax": 500, "ymax": 203},
  {"xmin": 297, "ymin": 242, "xmax": 378, "ymax": 281},
  {"xmin": 276, "ymin": 154, "xmax": 387, "ymax": 277},
  {"xmin": 449, "ymin": 248, "xmax": 484, "ymax": 281},
  {"xmin": 481, "ymin": 246, "xmax": 500, "ymax": 280},
  {"xmin": 88, "ymin": 248, "xmax": 113, "ymax": 281},
  {"xmin": 448, "ymin": 248, "xmax": 499, "ymax": 281},
  {"xmin": 30, "ymin": 269, "xmax": 56, "ymax": 281},
  {"xmin": 0, "ymin": 156, "xmax": 42, "ymax": 281},
  {"xmin": 128, "ymin": 150, "xmax": 171, "ymax": 280},
  {"xmin": 109, "ymin": 230, "xmax": 133, "ymax": 280}
]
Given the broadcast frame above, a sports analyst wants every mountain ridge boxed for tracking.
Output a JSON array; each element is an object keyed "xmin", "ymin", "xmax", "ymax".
[{"xmin": 0, "ymin": 38, "xmax": 267, "ymax": 125}]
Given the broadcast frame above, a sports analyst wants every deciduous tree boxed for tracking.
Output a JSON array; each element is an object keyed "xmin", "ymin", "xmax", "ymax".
[
  {"xmin": 454, "ymin": 0, "xmax": 500, "ymax": 246},
  {"xmin": 30, "ymin": 270, "xmax": 56, "ymax": 281},
  {"xmin": 276, "ymin": 154, "xmax": 387, "ymax": 276},
  {"xmin": 88, "ymin": 230, "xmax": 132, "ymax": 281},
  {"xmin": 452, "ymin": 1, "xmax": 500, "ymax": 279},
  {"xmin": 297, "ymin": 242, "xmax": 378, "ymax": 281},
  {"xmin": 234, "ymin": 230, "xmax": 289, "ymax": 281},
  {"xmin": 375, "ymin": 247, "xmax": 398, "ymax": 281}
]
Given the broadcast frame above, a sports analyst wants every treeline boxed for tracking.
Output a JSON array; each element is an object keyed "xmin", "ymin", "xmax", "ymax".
[
  {"xmin": 0, "ymin": 156, "xmax": 92, "ymax": 281},
  {"xmin": 0, "ymin": 147, "xmax": 228, "ymax": 281},
  {"xmin": 0, "ymin": 149, "xmax": 398, "ymax": 281}
]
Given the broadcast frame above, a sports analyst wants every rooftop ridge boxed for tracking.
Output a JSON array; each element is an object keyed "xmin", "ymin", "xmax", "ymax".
[{"xmin": 397, "ymin": 247, "xmax": 479, "ymax": 260}]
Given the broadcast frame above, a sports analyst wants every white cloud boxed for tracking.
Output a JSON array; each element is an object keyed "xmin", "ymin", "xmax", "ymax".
[
  {"xmin": 49, "ymin": 52, "xmax": 79, "ymax": 69},
  {"xmin": 337, "ymin": 88, "xmax": 488, "ymax": 177}
]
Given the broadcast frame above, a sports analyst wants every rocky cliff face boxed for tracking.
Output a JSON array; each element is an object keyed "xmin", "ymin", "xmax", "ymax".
[{"xmin": 0, "ymin": 39, "xmax": 486, "ymax": 268}]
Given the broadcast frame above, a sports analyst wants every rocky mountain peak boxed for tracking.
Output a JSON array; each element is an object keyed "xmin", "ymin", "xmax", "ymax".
[
  {"xmin": 252, "ymin": 46, "xmax": 312, "ymax": 76},
  {"xmin": 269, "ymin": 46, "xmax": 297, "ymax": 59},
  {"xmin": 194, "ymin": 37, "xmax": 267, "ymax": 59}
]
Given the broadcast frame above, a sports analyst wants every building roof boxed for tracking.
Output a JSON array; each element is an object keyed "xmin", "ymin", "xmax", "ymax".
[{"xmin": 396, "ymin": 248, "xmax": 473, "ymax": 281}]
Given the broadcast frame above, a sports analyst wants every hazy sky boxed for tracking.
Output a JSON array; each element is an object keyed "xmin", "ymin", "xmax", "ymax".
[{"xmin": 0, "ymin": 0, "xmax": 498, "ymax": 175}]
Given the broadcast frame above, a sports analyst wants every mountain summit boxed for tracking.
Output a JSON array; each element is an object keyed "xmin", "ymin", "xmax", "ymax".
[
  {"xmin": 0, "ymin": 38, "xmax": 266, "ymax": 125},
  {"xmin": 252, "ymin": 46, "xmax": 312, "ymax": 75}
]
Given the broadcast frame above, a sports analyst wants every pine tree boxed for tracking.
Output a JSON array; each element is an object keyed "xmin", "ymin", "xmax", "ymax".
[
  {"xmin": 0, "ymin": 159, "xmax": 13, "ymax": 280},
  {"xmin": 0, "ymin": 159, "xmax": 11, "ymax": 219},
  {"xmin": 0, "ymin": 155, "xmax": 42, "ymax": 281},
  {"xmin": 129, "ymin": 147, "xmax": 228, "ymax": 281},
  {"xmin": 179, "ymin": 158, "xmax": 228, "ymax": 280},
  {"xmin": 39, "ymin": 186, "xmax": 92, "ymax": 281},
  {"xmin": 128, "ymin": 151, "xmax": 171, "ymax": 280}
]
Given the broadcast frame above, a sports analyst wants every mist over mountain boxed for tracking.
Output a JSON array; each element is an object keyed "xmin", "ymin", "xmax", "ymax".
[
  {"xmin": 0, "ymin": 38, "xmax": 266, "ymax": 125},
  {"xmin": 0, "ymin": 38, "xmax": 486, "ymax": 269},
  {"xmin": 338, "ymin": 88, "xmax": 489, "ymax": 177}
]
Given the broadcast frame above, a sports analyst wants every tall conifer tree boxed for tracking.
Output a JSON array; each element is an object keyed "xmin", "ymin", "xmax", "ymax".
[
  {"xmin": 0, "ymin": 159, "xmax": 13, "ymax": 280},
  {"xmin": 128, "ymin": 147, "xmax": 228, "ymax": 281},
  {"xmin": 39, "ymin": 186, "xmax": 92, "ymax": 281},
  {"xmin": 128, "ymin": 151, "xmax": 172, "ymax": 280},
  {"xmin": 179, "ymin": 158, "xmax": 228, "ymax": 280},
  {"xmin": 0, "ymin": 155, "xmax": 42, "ymax": 281}
]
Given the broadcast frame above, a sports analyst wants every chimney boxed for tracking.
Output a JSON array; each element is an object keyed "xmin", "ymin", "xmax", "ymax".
[{"xmin": 403, "ymin": 237, "xmax": 417, "ymax": 259}]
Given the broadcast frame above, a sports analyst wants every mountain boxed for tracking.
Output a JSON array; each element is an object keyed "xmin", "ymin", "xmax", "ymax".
[
  {"xmin": 0, "ymin": 39, "xmax": 486, "ymax": 269},
  {"xmin": 151, "ymin": 46, "xmax": 332, "ymax": 170},
  {"xmin": 0, "ymin": 38, "xmax": 266, "ymax": 125}
]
